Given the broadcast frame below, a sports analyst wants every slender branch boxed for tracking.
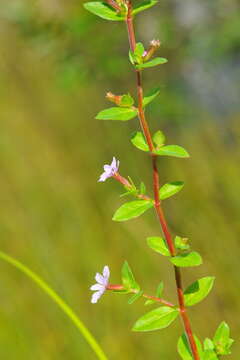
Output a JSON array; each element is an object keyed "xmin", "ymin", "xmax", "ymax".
[
  {"xmin": 125, "ymin": 3, "xmax": 200, "ymax": 359},
  {"xmin": 107, "ymin": 284, "xmax": 175, "ymax": 308}
]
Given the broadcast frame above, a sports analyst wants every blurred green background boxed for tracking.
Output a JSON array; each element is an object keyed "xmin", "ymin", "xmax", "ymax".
[{"xmin": 0, "ymin": 0, "xmax": 239, "ymax": 358}]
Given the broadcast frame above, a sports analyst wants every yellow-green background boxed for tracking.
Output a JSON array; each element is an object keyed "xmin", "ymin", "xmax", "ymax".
[{"xmin": 0, "ymin": 0, "xmax": 239, "ymax": 358}]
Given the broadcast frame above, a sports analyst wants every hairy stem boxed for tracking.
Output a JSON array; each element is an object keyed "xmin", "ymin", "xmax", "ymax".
[{"xmin": 125, "ymin": 2, "xmax": 200, "ymax": 359}]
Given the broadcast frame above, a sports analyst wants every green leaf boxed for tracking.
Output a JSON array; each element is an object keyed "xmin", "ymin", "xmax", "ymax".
[
  {"xmin": 170, "ymin": 252, "xmax": 202, "ymax": 267},
  {"xmin": 204, "ymin": 338, "xmax": 215, "ymax": 351},
  {"xmin": 128, "ymin": 290, "xmax": 143, "ymax": 304},
  {"xmin": 159, "ymin": 181, "xmax": 184, "ymax": 200},
  {"xmin": 203, "ymin": 350, "xmax": 218, "ymax": 360},
  {"xmin": 120, "ymin": 94, "xmax": 134, "ymax": 107},
  {"xmin": 137, "ymin": 57, "xmax": 168, "ymax": 69},
  {"xmin": 113, "ymin": 200, "xmax": 153, "ymax": 222},
  {"xmin": 178, "ymin": 333, "xmax": 203, "ymax": 360},
  {"xmin": 83, "ymin": 2, "xmax": 125, "ymax": 21},
  {"xmin": 132, "ymin": 306, "xmax": 179, "ymax": 332},
  {"xmin": 131, "ymin": 132, "xmax": 149, "ymax": 152},
  {"xmin": 154, "ymin": 145, "xmax": 190, "ymax": 158},
  {"xmin": 153, "ymin": 130, "xmax": 165, "ymax": 146},
  {"xmin": 147, "ymin": 237, "xmax": 170, "ymax": 256},
  {"xmin": 96, "ymin": 107, "xmax": 138, "ymax": 121},
  {"xmin": 184, "ymin": 277, "xmax": 215, "ymax": 307},
  {"xmin": 213, "ymin": 322, "xmax": 234, "ymax": 355},
  {"xmin": 121, "ymin": 261, "xmax": 139, "ymax": 292},
  {"xmin": 132, "ymin": 0, "xmax": 158, "ymax": 15},
  {"xmin": 175, "ymin": 236, "xmax": 190, "ymax": 251},
  {"xmin": 143, "ymin": 87, "xmax": 160, "ymax": 107}
]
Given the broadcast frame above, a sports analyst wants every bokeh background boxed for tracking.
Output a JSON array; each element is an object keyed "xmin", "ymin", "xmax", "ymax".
[{"xmin": 0, "ymin": 0, "xmax": 239, "ymax": 358}]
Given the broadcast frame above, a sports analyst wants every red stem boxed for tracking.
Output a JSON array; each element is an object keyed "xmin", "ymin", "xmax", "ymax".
[{"xmin": 125, "ymin": 3, "xmax": 200, "ymax": 359}]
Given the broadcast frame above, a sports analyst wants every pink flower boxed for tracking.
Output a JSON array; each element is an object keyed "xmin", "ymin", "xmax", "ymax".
[
  {"xmin": 98, "ymin": 157, "xmax": 119, "ymax": 182},
  {"xmin": 90, "ymin": 266, "xmax": 110, "ymax": 304}
]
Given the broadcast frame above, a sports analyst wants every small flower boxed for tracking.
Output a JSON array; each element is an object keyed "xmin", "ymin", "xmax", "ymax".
[
  {"xmin": 90, "ymin": 266, "xmax": 110, "ymax": 304},
  {"xmin": 98, "ymin": 157, "xmax": 119, "ymax": 182}
]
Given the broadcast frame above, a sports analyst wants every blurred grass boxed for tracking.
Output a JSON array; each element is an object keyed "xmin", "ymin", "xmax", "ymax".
[{"xmin": 0, "ymin": 0, "xmax": 239, "ymax": 359}]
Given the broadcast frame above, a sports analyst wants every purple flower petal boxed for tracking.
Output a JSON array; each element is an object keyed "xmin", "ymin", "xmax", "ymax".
[
  {"xmin": 90, "ymin": 284, "xmax": 104, "ymax": 291},
  {"xmin": 103, "ymin": 265, "xmax": 110, "ymax": 280},
  {"xmin": 91, "ymin": 291, "xmax": 102, "ymax": 304},
  {"xmin": 95, "ymin": 272, "xmax": 105, "ymax": 285}
]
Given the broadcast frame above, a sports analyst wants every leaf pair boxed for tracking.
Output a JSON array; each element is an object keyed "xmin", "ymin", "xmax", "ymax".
[
  {"xmin": 131, "ymin": 131, "xmax": 190, "ymax": 158},
  {"xmin": 84, "ymin": 1, "xmax": 158, "ymax": 22}
]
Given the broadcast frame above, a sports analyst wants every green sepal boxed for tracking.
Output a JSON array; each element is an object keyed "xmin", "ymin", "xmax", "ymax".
[
  {"xmin": 83, "ymin": 2, "xmax": 125, "ymax": 21},
  {"xmin": 175, "ymin": 236, "xmax": 190, "ymax": 251},
  {"xmin": 178, "ymin": 333, "xmax": 203, "ymax": 360},
  {"xmin": 204, "ymin": 338, "xmax": 215, "ymax": 351},
  {"xmin": 154, "ymin": 145, "xmax": 190, "ymax": 158},
  {"xmin": 213, "ymin": 322, "xmax": 234, "ymax": 355},
  {"xmin": 132, "ymin": 306, "xmax": 179, "ymax": 332},
  {"xmin": 113, "ymin": 200, "xmax": 154, "ymax": 222},
  {"xmin": 132, "ymin": 0, "xmax": 158, "ymax": 15},
  {"xmin": 153, "ymin": 130, "xmax": 165, "ymax": 146},
  {"xmin": 143, "ymin": 87, "xmax": 160, "ymax": 107},
  {"xmin": 96, "ymin": 107, "xmax": 138, "ymax": 121},
  {"xmin": 159, "ymin": 181, "xmax": 184, "ymax": 200},
  {"xmin": 121, "ymin": 261, "xmax": 140, "ymax": 292},
  {"xmin": 129, "ymin": 42, "xmax": 145, "ymax": 65},
  {"xmin": 120, "ymin": 94, "xmax": 135, "ymax": 107},
  {"xmin": 184, "ymin": 277, "xmax": 215, "ymax": 307},
  {"xmin": 170, "ymin": 251, "xmax": 202, "ymax": 267},
  {"xmin": 147, "ymin": 236, "xmax": 170, "ymax": 256},
  {"xmin": 144, "ymin": 299, "xmax": 155, "ymax": 306},
  {"xmin": 139, "ymin": 181, "xmax": 146, "ymax": 195},
  {"xmin": 131, "ymin": 131, "xmax": 149, "ymax": 152},
  {"xmin": 136, "ymin": 57, "xmax": 168, "ymax": 69},
  {"xmin": 203, "ymin": 350, "xmax": 218, "ymax": 360},
  {"xmin": 128, "ymin": 290, "xmax": 144, "ymax": 304},
  {"xmin": 156, "ymin": 281, "xmax": 164, "ymax": 298}
]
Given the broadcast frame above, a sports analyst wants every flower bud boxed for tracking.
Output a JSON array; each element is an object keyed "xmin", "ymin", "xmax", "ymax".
[
  {"xmin": 143, "ymin": 39, "xmax": 161, "ymax": 62},
  {"xmin": 106, "ymin": 92, "xmax": 122, "ymax": 106}
]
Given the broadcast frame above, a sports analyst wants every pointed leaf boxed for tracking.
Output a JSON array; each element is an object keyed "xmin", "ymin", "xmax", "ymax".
[
  {"xmin": 113, "ymin": 200, "xmax": 153, "ymax": 222},
  {"xmin": 184, "ymin": 277, "xmax": 215, "ymax": 307},
  {"xmin": 154, "ymin": 145, "xmax": 190, "ymax": 158},
  {"xmin": 132, "ymin": 0, "xmax": 158, "ymax": 15},
  {"xmin": 83, "ymin": 2, "xmax": 125, "ymax": 21},
  {"xmin": 121, "ymin": 261, "xmax": 139, "ymax": 292},
  {"xmin": 132, "ymin": 306, "xmax": 179, "ymax": 332},
  {"xmin": 131, "ymin": 131, "xmax": 149, "ymax": 151},
  {"xmin": 128, "ymin": 290, "xmax": 144, "ymax": 304},
  {"xmin": 147, "ymin": 237, "xmax": 170, "ymax": 256},
  {"xmin": 96, "ymin": 107, "xmax": 138, "ymax": 121},
  {"xmin": 137, "ymin": 57, "xmax": 168, "ymax": 69},
  {"xmin": 175, "ymin": 236, "xmax": 190, "ymax": 251},
  {"xmin": 153, "ymin": 130, "xmax": 165, "ymax": 146},
  {"xmin": 178, "ymin": 333, "xmax": 203, "ymax": 360},
  {"xmin": 143, "ymin": 87, "xmax": 160, "ymax": 107},
  {"xmin": 170, "ymin": 252, "xmax": 202, "ymax": 267},
  {"xmin": 159, "ymin": 181, "xmax": 184, "ymax": 200}
]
